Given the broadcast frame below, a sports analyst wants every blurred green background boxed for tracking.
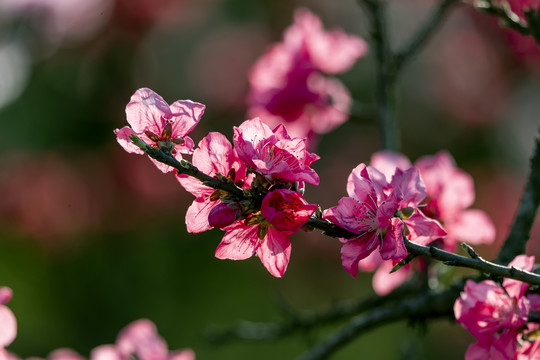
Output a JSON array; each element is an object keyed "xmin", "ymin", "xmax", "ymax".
[{"xmin": 0, "ymin": 0, "xmax": 539, "ymax": 358}]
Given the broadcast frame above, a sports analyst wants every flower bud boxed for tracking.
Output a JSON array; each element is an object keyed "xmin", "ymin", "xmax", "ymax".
[{"xmin": 208, "ymin": 202, "xmax": 240, "ymax": 228}]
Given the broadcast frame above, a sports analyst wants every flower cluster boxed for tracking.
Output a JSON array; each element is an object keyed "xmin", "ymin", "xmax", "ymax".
[
  {"xmin": 177, "ymin": 118, "xmax": 319, "ymax": 277},
  {"xmin": 357, "ymin": 150, "xmax": 496, "ymax": 295},
  {"xmin": 454, "ymin": 255, "xmax": 540, "ymax": 360},
  {"xmin": 247, "ymin": 8, "xmax": 367, "ymax": 140},
  {"xmin": 323, "ymin": 162, "xmax": 446, "ymax": 277}
]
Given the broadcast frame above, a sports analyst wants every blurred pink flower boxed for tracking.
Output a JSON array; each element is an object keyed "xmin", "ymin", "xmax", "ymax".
[
  {"xmin": 91, "ymin": 319, "xmax": 195, "ymax": 360},
  {"xmin": 115, "ymin": 88, "xmax": 205, "ymax": 173},
  {"xmin": 323, "ymin": 163, "xmax": 445, "ymax": 277},
  {"xmin": 0, "ymin": 287, "xmax": 16, "ymax": 351},
  {"xmin": 454, "ymin": 255, "xmax": 538, "ymax": 359},
  {"xmin": 0, "ymin": 154, "xmax": 103, "ymax": 244},
  {"xmin": 247, "ymin": 8, "xmax": 367, "ymax": 139},
  {"xmin": 233, "ymin": 118, "xmax": 320, "ymax": 185}
]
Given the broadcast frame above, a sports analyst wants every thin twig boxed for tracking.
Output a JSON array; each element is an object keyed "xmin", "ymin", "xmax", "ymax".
[
  {"xmin": 296, "ymin": 283, "xmax": 462, "ymax": 360},
  {"xmin": 394, "ymin": 0, "xmax": 460, "ymax": 74},
  {"xmin": 474, "ymin": 0, "xmax": 529, "ymax": 34},
  {"xmin": 496, "ymin": 131, "xmax": 540, "ymax": 265},
  {"xmin": 205, "ymin": 281, "xmax": 426, "ymax": 344},
  {"xmin": 359, "ymin": 0, "xmax": 400, "ymax": 151},
  {"xmin": 130, "ymin": 135, "xmax": 245, "ymax": 198},
  {"xmin": 405, "ymin": 238, "xmax": 540, "ymax": 285}
]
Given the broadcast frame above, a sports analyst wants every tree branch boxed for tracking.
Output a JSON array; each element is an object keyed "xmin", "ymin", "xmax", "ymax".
[
  {"xmin": 205, "ymin": 281, "xmax": 426, "ymax": 344},
  {"xmin": 496, "ymin": 130, "xmax": 540, "ymax": 265},
  {"xmin": 130, "ymin": 135, "xmax": 245, "ymax": 198},
  {"xmin": 394, "ymin": 0, "xmax": 460, "ymax": 74},
  {"xmin": 359, "ymin": 0, "xmax": 400, "ymax": 151},
  {"xmin": 296, "ymin": 283, "xmax": 462, "ymax": 360}
]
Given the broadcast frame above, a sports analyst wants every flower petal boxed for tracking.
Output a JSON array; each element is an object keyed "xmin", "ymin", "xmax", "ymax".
[
  {"xmin": 215, "ymin": 224, "xmax": 258, "ymax": 260},
  {"xmin": 256, "ymin": 227, "xmax": 291, "ymax": 277}
]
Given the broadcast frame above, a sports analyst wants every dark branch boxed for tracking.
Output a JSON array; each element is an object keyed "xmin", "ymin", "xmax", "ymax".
[
  {"xmin": 296, "ymin": 284, "xmax": 462, "ymax": 360},
  {"xmin": 394, "ymin": 0, "xmax": 460, "ymax": 73},
  {"xmin": 496, "ymin": 130, "xmax": 540, "ymax": 265},
  {"xmin": 205, "ymin": 281, "xmax": 426, "ymax": 344},
  {"xmin": 359, "ymin": 0, "xmax": 400, "ymax": 151},
  {"xmin": 130, "ymin": 135, "xmax": 245, "ymax": 198}
]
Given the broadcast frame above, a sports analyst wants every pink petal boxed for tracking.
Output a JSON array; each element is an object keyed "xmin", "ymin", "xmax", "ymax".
[
  {"xmin": 372, "ymin": 260, "xmax": 411, "ymax": 296},
  {"xmin": 90, "ymin": 345, "xmax": 122, "ymax": 360},
  {"xmin": 125, "ymin": 88, "xmax": 171, "ymax": 135},
  {"xmin": 256, "ymin": 227, "xmax": 291, "ymax": 277},
  {"xmin": 192, "ymin": 132, "xmax": 237, "ymax": 177},
  {"xmin": 168, "ymin": 100, "xmax": 205, "ymax": 138},
  {"xmin": 322, "ymin": 197, "xmax": 365, "ymax": 235},
  {"xmin": 340, "ymin": 233, "xmax": 379, "ymax": 277},
  {"xmin": 346, "ymin": 163, "xmax": 373, "ymax": 200},
  {"xmin": 391, "ymin": 167, "xmax": 426, "ymax": 207},
  {"xmin": 370, "ymin": 150, "xmax": 412, "ymax": 182},
  {"xmin": 48, "ymin": 349, "xmax": 86, "ymax": 360},
  {"xmin": 0, "ymin": 306, "xmax": 16, "ymax": 347},
  {"xmin": 380, "ymin": 218, "xmax": 406, "ymax": 260},
  {"xmin": 185, "ymin": 199, "xmax": 216, "ymax": 233},
  {"xmin": 215, "ymin": 224, "xmax": 258, "ymax": 260},
  {"xmin": 304, "ymin": 74, "xmax": 351, "ymax": 134},
  {"xmin": 446, "ymin": 209, "xmax": 496, "ymax": 245},
  {"xmin": 176, "ymin": 174, "xmax": 213, "ymax": 197},
  {"xmin": 114, "ymin": 127, "xmax": 145, "ymax": 155},
  {"xmin": 405, "ymin": 211, "xmax": 446, "ymax": 245},
  {"xmin": 503, "ymin": 255, "xmax": 535, "ymax": 299}
]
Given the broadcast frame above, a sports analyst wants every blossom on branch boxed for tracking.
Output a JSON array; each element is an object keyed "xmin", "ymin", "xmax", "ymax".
[
  {"xmin": 454, "ymin": 255, "xmax": 540, "ymax": 360},
  {"xmin": 179, "ymin": 119, "xmax": 319, "ymax": 277},
  {"xmin": 115, "ymin": 88, "xmax": 205, "ymax": 173},
  {"xmin": 361, "ymin": 150, "xmax": 496, "ymax": 295},
  {"xmin": 177, "ymin": 132, "xmax": 249, "ymax": 233},
  {"xmin": 323, "ymin": 163, "xmax": 445, "ymax": 277},
  {"xmin": 233, "ymin": 117, "xmax": 320, "ymax": 186},
  {"xmin": 247, "ymin": 8, "xmax": 367, "ymax": 140}
]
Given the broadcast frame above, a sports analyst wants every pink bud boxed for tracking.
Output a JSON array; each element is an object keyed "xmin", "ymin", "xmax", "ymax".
[
  {"xmin": 0, "ymin": 287, "xmax": 12, "ymax": 305},
  {"xmin": 208, "ymin": 202, "xmax": 240, "ymax": 229}
]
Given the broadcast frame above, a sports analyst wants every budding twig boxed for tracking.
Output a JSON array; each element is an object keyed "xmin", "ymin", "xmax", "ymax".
[{"xmin": 129, "ymin": 134, "xmax": 245, "ymax": 198}]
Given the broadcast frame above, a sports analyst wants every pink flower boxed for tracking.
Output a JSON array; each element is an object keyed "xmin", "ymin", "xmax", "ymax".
[
  {"xmin": 215, "ymin": 188, "xmax": 316, "ymax": 277},
  {"xmin": 261, "ymin": 189, "xmax": 318, "ymax": 233},
  {"xmin": 177, "ymin": 132, "xmax": 248, "ymax": 233},
  {"xmin": 370, "ymin": 150, "xmax": 496, "ymax": 250},
  {"xmin": 233, "ymin": 118, "xmax": 319, "ymax": 185},
  {"xmin": 247, "ymin": 8, "xmax": 367, "ymax": 139},
  {"xmin": 359, "ymin": 150, "xmax": 495, "ymax": 294},
  {"xmin": 323, "ymin": 163, "xmax": 445, "ymax": 277},
  {"xmin": 115, "ymin": 88, "xmax": 205, "ymax": 173},
  {"xmin": 454, "ymin": 255, "xmax": 537, "ymax": 359},
  {"xmin": 215, "ymin": 218, "xmax": 292, "ymax": 278}
]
